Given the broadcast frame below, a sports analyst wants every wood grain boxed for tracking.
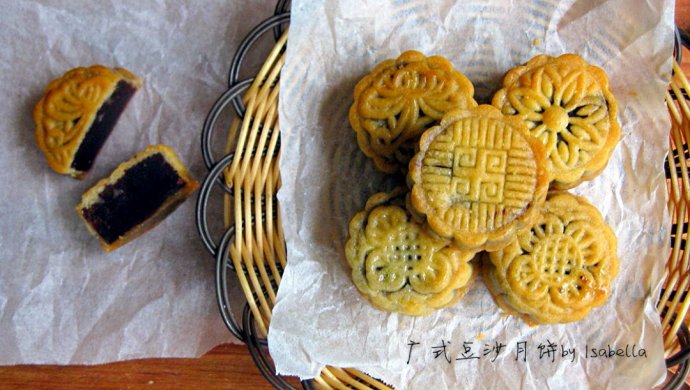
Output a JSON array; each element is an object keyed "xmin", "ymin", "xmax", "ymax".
[
  {"xmin": 2, "ymin": 2, "xmax": 689, "ymax": 390},
  {"xmin": 678, "ymin": 1, "xmax": 689, "ymax": 32},
  {"xmin": 679, "ymin": 1, "xmax": 690, "ymax": 75},
  {"xmin": 0, "ymin": 343, "xmax": 283, "ymax": 390}
]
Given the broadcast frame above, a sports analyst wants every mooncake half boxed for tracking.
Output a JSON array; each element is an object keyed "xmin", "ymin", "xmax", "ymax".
[
  {"xmin": 491, "ymin": 54, "xmax": 621, "ymax": 189},
  {"xmin": 345, "ymin": 188, "xmax": 477, "ymax": 316},
  {"xmin": 349, "ymin": 50, "xmax": 477, "ymax": 174},
  {"xmin": 34, "ymin": 65, "xmax": 142, "ymax": 178},
  {"xmin": 77, "ymin": 144, "xmax": 198, "ymax": 252},
  {"xmin": 485, "ymin": 192, "xmax": 619, "ymax": 325}
]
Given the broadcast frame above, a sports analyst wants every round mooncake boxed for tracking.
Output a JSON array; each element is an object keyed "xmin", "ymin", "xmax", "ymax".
[
  {"xmin": 408, "ymin": 105, "xmax": 549, "ymax": 252},
  {"xmin": 491, "ymin": 54, "xmax": 621, "ymax": 189},
  {"xmin": 485, "ymin": 192, "xmax": 619, "ymax": 325},
  {"xmin": 349, "ymin": 50, "xmax": 476, "ymax": 174},
  {"xmin": 345, "ymin": 188, "xmax": 476, "ymax": 316}
]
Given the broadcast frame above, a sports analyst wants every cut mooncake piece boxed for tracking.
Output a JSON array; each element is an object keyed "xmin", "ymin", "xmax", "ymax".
[
  {"xmin": 345, "ymin": 188, "xmax": 477, "ymax": 316},
  {"xmin": 349, "ymin": 50, "xmax": 477, "ymax": 174},
  {"xmin": 408, "ymin": 105, "xmax": 549, "ymax": 252},
  {"xmin": 485, "ymin": 192, "xmax": 619, "ymax": 325},
  {"xmin": 491, "ymin": 54, "xmax": 621, "ymax": 190},
  {"xmin": 76, "ymin": 145, "xmax": 198, "ymax": 252},
  {"xmin": 34, "ymin": 65, "xmax": 142, "ymax": 179}
]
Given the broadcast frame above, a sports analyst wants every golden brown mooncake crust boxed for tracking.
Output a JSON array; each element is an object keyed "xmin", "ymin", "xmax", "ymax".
[
  {"xmin": 485, "ymin": 192, "xmax": 619, "ymax": 325},
  {"xmin": 34, "ymin": 65, "xmax": 142, "ymax": 178},
  {"xmin": 408, "ymin": 105, "xmax": 549, "ymax": 252},
  {"xmin": 491, "ymin": 53, "xmax": 621, "ymax": 190},
  {"xmin": 345, "ymin": 188, "xmax": 476, "ymax": 316},
  {"xmin": 349, "ymin": 50, "xmax": 477, "ymax": 174}
]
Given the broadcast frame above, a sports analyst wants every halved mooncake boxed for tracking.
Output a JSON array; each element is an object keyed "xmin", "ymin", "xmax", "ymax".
[
  {"xmin": 484, "ymin": 192, "xmax": 619, "ymax": 325},
  {"xmin": 34, "ymin": 65, "xmax": 142, "ymax": 178},
  {"xmin": 349, "ymin": 50, "xmax": 477, "ymax": 174},
  {"xmin": 408, "ymin": 105, "xmax": 549, "ymax": 252},
  {"xmin": 491, "ymin": 54, "xmax": 621, "ymax": 189},
  {"xmin": 345, "ymin": 188, "xmax": 477, "ymax": 316},
  {"xmin": 77, "ymin": 145, "xmax": 198, "ymax": 252}
]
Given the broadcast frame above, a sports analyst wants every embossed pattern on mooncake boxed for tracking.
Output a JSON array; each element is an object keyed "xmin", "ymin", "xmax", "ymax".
[
  {"xmin": 491, "ymin": 54, "xmax": 621, "ymax": 189},
  {"xmin": 345, "ymin": 188, "xmax": 476, "ymax": 316},
  {"xmin": 408, "ymin": 105, "xmax": 549, "ymax": 252},
  {"xmin": 485, "ymin": 192, "xmax": 619, "ymax": 325},
  {"xmin": 349, "ymin": 50, "xmax": 477, "ymax": 174},
  {"xmin": 34, "ymin": 65, "xmax": 142, "ymax": 178}
]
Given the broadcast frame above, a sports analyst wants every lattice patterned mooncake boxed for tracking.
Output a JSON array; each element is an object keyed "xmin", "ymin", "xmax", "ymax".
[
  {"xmin": 345, "ymin": 188, "xmax": 477, "ymax": 316},
  {"xmin": 408, "ymin": 105, "xmax": 549, "ymax": 252},
  {"xmin": 491, "ymin": 54, "xmax": 621, "ymax": 190},
  {"xmin": 349, "ymin": 50, "xmax": 477, "ymax": 174},
  {"xmin": 34, "ymin": 65, "xmax": 142, "ymax": 178},
  {"xmin": 484, "ymin": 192, "xmax": 619, "ymax": 325}
]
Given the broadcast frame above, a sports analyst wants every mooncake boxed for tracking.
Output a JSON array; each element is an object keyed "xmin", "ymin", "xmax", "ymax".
[
  {"xmin": 491, "ymin": 54, "xmax": 621, "ymax": 189},
  {"xmin": 34, "ymin": 65, "xmax": 142, "ymax": 178},
  {"xmin": 349, "ymin": 50, "xmax": 477, "ymax": 174},
  {"xmin": 485, "ymin": 192, "xmax": 619, "ymax": 325},
  {"xmin": 77, "ymin": 145, "xmax": 198, "ymax": 252},
  {"xmin": 408, "ymin": 105, "xmax": 549, "ymax": 252},
  {"xmin": 345, "ymin": 188, "xmax": 476, "ymax": 316}
]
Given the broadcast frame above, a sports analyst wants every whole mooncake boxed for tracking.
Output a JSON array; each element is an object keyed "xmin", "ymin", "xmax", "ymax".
[
  {"xmin": 345, "ymin": 188, "xmax": 476, "ymax": 316},
  {"xmin": 484, "ymin": 192, "xmax": 619, "ymax": 325},
  {"xmin": 491, "ymin": 54, "xmax": 621, "ymax": 189},
  {"xmin": 34, "ymin": 65, "xmax": 142, "ymax": 178},
  {"xmin": 408, "ymin": 105, "xmax": 549, "ymax": 252},
  {"xmin": 349, "ymin": 50, "xmax": 477, "ymax": 174}
]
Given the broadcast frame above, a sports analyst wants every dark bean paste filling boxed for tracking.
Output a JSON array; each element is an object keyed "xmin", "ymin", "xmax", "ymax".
[
  {"xmin": 82, "ymin": 153, "xmax": 185, "ymax": 244},
  {"xmin": 71, "ymin": 80, "xmax": 137, "ymax": 173}
]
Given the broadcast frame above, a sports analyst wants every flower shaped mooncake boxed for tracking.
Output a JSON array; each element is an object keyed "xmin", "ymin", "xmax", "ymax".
[
  {"xmin": 491, "ymin": 54, "xmax": 621, "ymax": 189},
  {"xmin": 408, "ymin": 105, "xmax": 549, "ymax": 252},
  {"xmin": 349, "ymin": 50, "xmax": 477, "ymax": 174},
  {"xmin": 345, "ymin": 188, "xmax": 476, "ymax": 316},
  {"xmin": 485, "ymin": 192, "xmax": 619, "ymax": 325}
]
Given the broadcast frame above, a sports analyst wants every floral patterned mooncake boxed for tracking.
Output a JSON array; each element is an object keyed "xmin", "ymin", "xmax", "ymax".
[
  {"xmin": 34, "ymin": 65, "xmax": 142, "ymax": 178},
  {"xmin": 491, "ymin": 54, "xmax": 621, "ymax": 189},
  {"xmin": 345, "ymin": 188, "xmax": 476, "ymax": 316},
  {"xmin": 349, "ymin": 50, "xmax": 476, "ymax": 174},
  {"xmin": 485, "ymin": 192, "xmax": 619, "ymax": 325}
]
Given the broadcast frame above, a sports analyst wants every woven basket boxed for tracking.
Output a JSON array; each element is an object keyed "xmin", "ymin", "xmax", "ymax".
[{"xmin": 196, "ymin": 6, "xmax": 690, "ymax": 389}]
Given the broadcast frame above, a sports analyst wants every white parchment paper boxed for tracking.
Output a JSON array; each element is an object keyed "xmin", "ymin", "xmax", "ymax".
[
  {"xmin": 270, "ymin": 0, "xmax": 675, "ymax": 388},
  {"xmin": 0, "ymin": 1, "xmax": 276, "ymax": 364}
]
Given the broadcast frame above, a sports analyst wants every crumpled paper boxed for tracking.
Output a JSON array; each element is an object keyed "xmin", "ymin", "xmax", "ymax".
[
  {"xmin": 0, "ymin": 0, "xmax": 276, "ymax": 365},
  {"xmin": 270, "ymin": 0, "xmax": 674, "ymax": 388}
]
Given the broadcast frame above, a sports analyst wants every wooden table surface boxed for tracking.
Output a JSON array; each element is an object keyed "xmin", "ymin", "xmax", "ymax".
[{"xmin": 2, "ymin": 3, "xmax": 690, "ymax": 390}]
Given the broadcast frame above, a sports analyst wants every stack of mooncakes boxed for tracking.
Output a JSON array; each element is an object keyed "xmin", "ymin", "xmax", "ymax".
[{"xmin": 346, "ymin": 51, "xmax": 620, "ymax": 325}]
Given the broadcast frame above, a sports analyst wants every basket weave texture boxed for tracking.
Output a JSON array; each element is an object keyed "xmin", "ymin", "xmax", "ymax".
[
  {"xmin": 213, "ymin": 29, "xmax": 690, "ymax": 390},
  {"xmin": 662, "ymin": 61, "xmax": 690, "ymax": 355}
]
